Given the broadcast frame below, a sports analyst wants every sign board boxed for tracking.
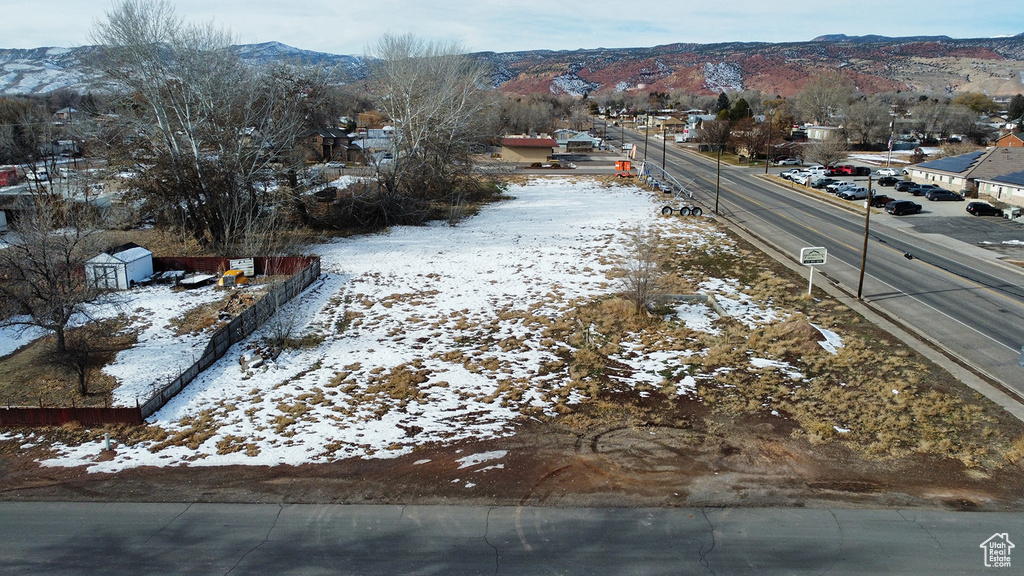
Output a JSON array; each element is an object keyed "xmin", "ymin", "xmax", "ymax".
[
  {"xmin": 800, "ymin": 247, "xmax": 827, "ymax": 266},
  {"xmin": 229, "ymin": 257, "xmax": 255, "ymax": 277}
]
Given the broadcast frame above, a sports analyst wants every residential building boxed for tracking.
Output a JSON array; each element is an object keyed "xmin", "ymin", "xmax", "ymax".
[{"xmin": 996, "ymin": 133, "xmax": 1024, "ymax": 148}]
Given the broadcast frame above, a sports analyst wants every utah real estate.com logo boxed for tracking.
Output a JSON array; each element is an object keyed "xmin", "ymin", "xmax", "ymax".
[{"xmin": 980, "ymin": 533, "xmax": 1014, "ymax": 568}]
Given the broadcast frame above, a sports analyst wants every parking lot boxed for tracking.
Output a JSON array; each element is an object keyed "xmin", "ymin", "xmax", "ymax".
[{"xmin": 764, "ymin": 165, "xmax": 1024, "ymax": 259}]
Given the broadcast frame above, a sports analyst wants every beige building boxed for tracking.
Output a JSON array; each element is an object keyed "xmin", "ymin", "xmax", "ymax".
[
  {"xmin": 908, "ymin": 147, "xmax": 1024, "ymax": 198},
  {"xmin": 501, "ymin": 135, "xmax": 557, "ymax": 163}
]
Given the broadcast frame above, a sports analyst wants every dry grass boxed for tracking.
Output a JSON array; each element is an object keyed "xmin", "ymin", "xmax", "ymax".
[{"xmin": 0, "ymin": 317, "xmax": 137, "ymax": 407}]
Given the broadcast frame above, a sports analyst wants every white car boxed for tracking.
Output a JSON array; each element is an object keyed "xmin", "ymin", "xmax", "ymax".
[
  {"xmin": 774, "ymin": 157, "xmax": 801, "ymax": 166},
  {"xmin": 826, "ymin": 181, "xmax": 854, "ymax": 193},
  {"xmin": 876, "ymin": 168, "xmax": 898, "ymax": 177},
  {"xmin": 837, "ymin": 186, "xmax": 870, "ymax": 200}
]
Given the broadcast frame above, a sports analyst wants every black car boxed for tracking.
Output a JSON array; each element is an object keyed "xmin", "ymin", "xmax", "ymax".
[
  {"xmin": 855, "ymin": 166, "xmax": 872, "ymax": 176},
  {"xmin": 909, "ymin": 184, "xmax": 940, "ymax": 196},
  {"xmin": 894, "ymin": 180, "xmax": 916, "ymax": 192},
  {"xmin": 886, "ymin": 200, "xmax": 922, "ymax": 215},
  {"xmin": 924, "ymin": 189, "xmax": 964, "ymax": 201},
  {"xmin": 966, "ymin": 202, "xmax": 1004, "ymax": 217},
  {"xmin": 870, "ymin": 194, "xmax": 894, "ymax": 207},
  {"xmin": 876, "ymin": 176, "xmax": 899, "ymax": 187}
]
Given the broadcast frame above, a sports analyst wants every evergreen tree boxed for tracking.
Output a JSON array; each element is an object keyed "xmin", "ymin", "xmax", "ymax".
[{"xmin": 716, "ymin": 92, "xmax": 731, "ymax": 113}]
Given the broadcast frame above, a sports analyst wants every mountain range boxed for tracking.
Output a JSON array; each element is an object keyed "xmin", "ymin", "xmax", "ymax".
[{"xmin": 2, "ymin": 34, "xmax": 1023, "ymax": 98}]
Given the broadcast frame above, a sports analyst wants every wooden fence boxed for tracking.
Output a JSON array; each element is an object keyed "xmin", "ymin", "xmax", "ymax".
[
  {"xmin": 139, "ymin": 256, "xmax": 321, "ymax": 418},
  {"xmin": 0, "ymin": 406, "xmax": 142, "ymax": 427},
  {"xmin": 1, "ymin": 256, "xmax": 321, "ymax": 427}
]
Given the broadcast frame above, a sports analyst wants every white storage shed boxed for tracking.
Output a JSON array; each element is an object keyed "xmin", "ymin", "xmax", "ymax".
[{"xmin": 86, "ymin": 244, "xmax": 154, "ymax": 290}]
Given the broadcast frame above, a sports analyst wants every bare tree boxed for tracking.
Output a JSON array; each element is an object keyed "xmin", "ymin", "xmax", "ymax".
[
  {"xmin": 0, "ymin": 198, "xmax": 109, "ymax": 354},
  {"xmin": 367, "ymin": 33, "xmax": 495, "ymax": 225},
  {"xmin": 616, "ymin": 227, "xmax": 667, "ymax": 316},
  {"xmin": 88, "ymin": 0, "xmax": 326, "ymax": 254},
  {"xmin": 844, "ymin": 97, "xmax": 889, "ymax": 147},
  {"xmin": 796, "ymin": 72, "xmax": 855, "ymax": 126},
  {"xmin": 804, "ymin": 130, "xmax": 850, "ymax": 167},
  {"xmin": 697, "ymin": 119, "xmax": 732, "ymax": 151}
]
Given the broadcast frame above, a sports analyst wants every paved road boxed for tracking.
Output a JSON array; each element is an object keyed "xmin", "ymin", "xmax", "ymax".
[
  {"xmin": 617, "ymin": 131, "xmax": 1024, "ymax": 399},
  {"xmin": 0, "ymin": 502, "xmax": 1020, "ymax": 575}
]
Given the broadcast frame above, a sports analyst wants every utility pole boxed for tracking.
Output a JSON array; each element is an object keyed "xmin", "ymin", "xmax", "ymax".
[
  {"xmin": 857, "ymin": 176, "xmax": 872, "ymax": 300},
  {"xmin": 643, "ymin": 112, "xmax": 650, "ymax": 163},
  {"xmin": 661, "ymin": 125, "xmax": 667, "ymax": 172},
  {"xmin": 764, "ymin": 106, "xmax": 774, "ymax": 175},
  {"xmin": 715, "ymin": 144, "xmax": 722, "ymax": 214}
]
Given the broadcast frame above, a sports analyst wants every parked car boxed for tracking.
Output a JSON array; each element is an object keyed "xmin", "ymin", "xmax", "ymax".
[
  {"xmin": 773, "ymin": 157, "xmax": 801, "ymax": 166},
  {"xmin": 924, "ymin": 189, "xmax": 964, "ymax": 201},
  {"xmin": 886, "ymin": 200, "xmax": 922, "ymax": 215},
  {"xmin": 894, "ymin": 180, "xmax": 916, "ymax": 192},
  {"xmin": 828, "ymin": 164, "xmax": 856, "ymax": 176},
  {"xmin": 910, "ymin": 184, "xmax": 941, "ymax": 196},
  {"xmin": 855, "ymin": 166, "xmax": 872, "ymax": 176},
  {"xmin": 779, "ymin": 168, "xmax": 802, "ymax": 180},
  {"xmin": 810, "ymin": 177, "xmax": 835, "ymax": 189},
  {"xmin": 966, "ymin": 202, "xmax": 1004, "ymax": 216},
  {"xmin": 792, "ymin": 172, "xmax": 813, "ymax": 185},
  {"xmin": 876, "ymin": 168, "xmax": 898, "ymax": 177},
  {"xmin": 807, "ymin": 164, "xmax": 826, "ymax": 172},
  {"xmin": 837, "ymin": 186, "xmax": 870, "ymax": 200},
  {"xmin": 825, "ymin": 181, "xmax": 854, "ymax": 193},
  {"xmin": 876, "ymin": 175, "xmax": 899, "ymax": 187},
  {"xmin": 870, "ymin": 194, "xmax": 894, "ymax": 207}
]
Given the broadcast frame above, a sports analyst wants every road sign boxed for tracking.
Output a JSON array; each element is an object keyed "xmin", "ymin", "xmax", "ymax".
[{"xmin": 800, "ymin": 247, "xmax": 827, "ymax": 266}]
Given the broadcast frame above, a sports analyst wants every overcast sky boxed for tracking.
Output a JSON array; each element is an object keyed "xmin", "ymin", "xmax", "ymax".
[{"xmin": 2, "ymin": 0, "xmax": 1022, "ymax": 54}]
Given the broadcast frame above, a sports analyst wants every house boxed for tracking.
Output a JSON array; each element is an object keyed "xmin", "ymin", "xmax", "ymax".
[
  {"xmin": 301, "ymin": 128, "xmax": 352, "ymax": 162},
  {"xmin": 562, "ymin": 131, "xmax": 600, "ymax": 153},
  {"xmin": 500, "ymin": 135, "xmax": 557, "ymax": 163},
  {"xmin": 908, "ymin": 147, "xmax": 1024, "ymax": 198},
  {"xmin": 805, "ymin": 126, "xmax": 842, "ymax": 141},
  {"xmin": 53, "ymin": 107, "xmax": 76, "ymax": 122},
  {"xmin": 86, "ymin": 243, "xmax": 154, "ymax": 290},
  {"xmin": 996, "ymin": 132, "xmax": 1024, "ymax": 147}
]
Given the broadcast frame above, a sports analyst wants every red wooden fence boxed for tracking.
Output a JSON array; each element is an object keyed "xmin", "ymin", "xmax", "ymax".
[{"xmin": 0, "ymin": 406, "xmax": 143, "ymax": 427}]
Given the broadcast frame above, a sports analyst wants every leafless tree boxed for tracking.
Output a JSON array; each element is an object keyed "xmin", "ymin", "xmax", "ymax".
[
  {"xmin": 803, "ymin": 130, "xmax": 850, "ymax": 167},
  {"xmin": 796, "ymin": 72, "xmax": 855, "ymax": 126},
  {"xmin": 88, "ymin": 0, "xmax": 327, "ymax": 255},
  {"xmin": 697, "ymin": 119, "xmax": 732, "ymax": 151},
  {"xmin": 0, "ymin": 197, "xmax": 109, "ymax": 354},
  {"xmin": 844, "ymin": 97, "xmax": 890, "ymax": 146},
  {"xmin": 367, "ymin": 33, "xmax": 496, "ymax": 226},
  {"xmin": 499, "ymin": 97, "xmax": 557, "ymax": 135},
  {"xmin": 616, "ymin": 227, "xmax": 667, "ymax": 316}
]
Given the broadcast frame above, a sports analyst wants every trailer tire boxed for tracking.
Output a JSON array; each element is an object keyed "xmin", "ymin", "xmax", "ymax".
[
  {"xmin": 677, "ymin": 207, "xmax": 691, "ymax": 216},
  {"xmin": 690, "ymin": 207, "xmax": 703, "ymax": 216},
  {"xmin": 661, "ymin": 206, "xmax": 674, "ymax": 215}
]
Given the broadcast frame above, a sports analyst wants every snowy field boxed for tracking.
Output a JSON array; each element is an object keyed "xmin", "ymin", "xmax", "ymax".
[{"xmin": 4, "ymin": 178, "xmax": 837, "ymax": 473}]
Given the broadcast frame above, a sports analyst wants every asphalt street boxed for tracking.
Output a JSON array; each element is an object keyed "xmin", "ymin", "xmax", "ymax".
[
  {"xmin": 0, "ymin": 502, "xmax": 1020, "ymax": 575},
  {"xmin": 613, "ymin": 131, "xmax": 1024, "ymax": 400}
]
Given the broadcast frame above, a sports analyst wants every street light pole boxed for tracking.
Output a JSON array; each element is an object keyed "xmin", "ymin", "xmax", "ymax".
[
  {"xmin": 886, "ymin": 107, "xmax": 897, "ymax": 168},
  {"xmin": 764, "ymin": 107, "xmax": 774, "ymax": 175}
]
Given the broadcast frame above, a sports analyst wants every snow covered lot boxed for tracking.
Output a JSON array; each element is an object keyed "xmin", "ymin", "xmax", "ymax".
[{"xmin": 20, "ymin": 178, "xmax": 817, "ymax": 473}]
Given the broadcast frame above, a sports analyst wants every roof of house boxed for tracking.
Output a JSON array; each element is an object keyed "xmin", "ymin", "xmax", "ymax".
[
  {"xmin": 989, "ymin": 170, "xmax": 1024, "ymax": 187},
  {"xmin": 304, "ymin": 128, "xmax": 350, "ymax": 139},
  {"xmin": 916, "ymin": 147, "xmax": 1024, "ymax": 181},
  {"xmin": 917, "ymin": 150, "xmax": 986, "ymax": 173},
  {"xmin": 997, "ymin": 132, "xmax": 1024, "ymax": 144},
  {"xmin": 502, "ymin": 136, "xmax": 557, "ymax": 148}
]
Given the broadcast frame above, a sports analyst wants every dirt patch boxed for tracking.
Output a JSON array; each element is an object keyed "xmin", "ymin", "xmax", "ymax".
[{"xmin": 0, "ymin": 318, "xmax": 137, "ymax": 407}]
